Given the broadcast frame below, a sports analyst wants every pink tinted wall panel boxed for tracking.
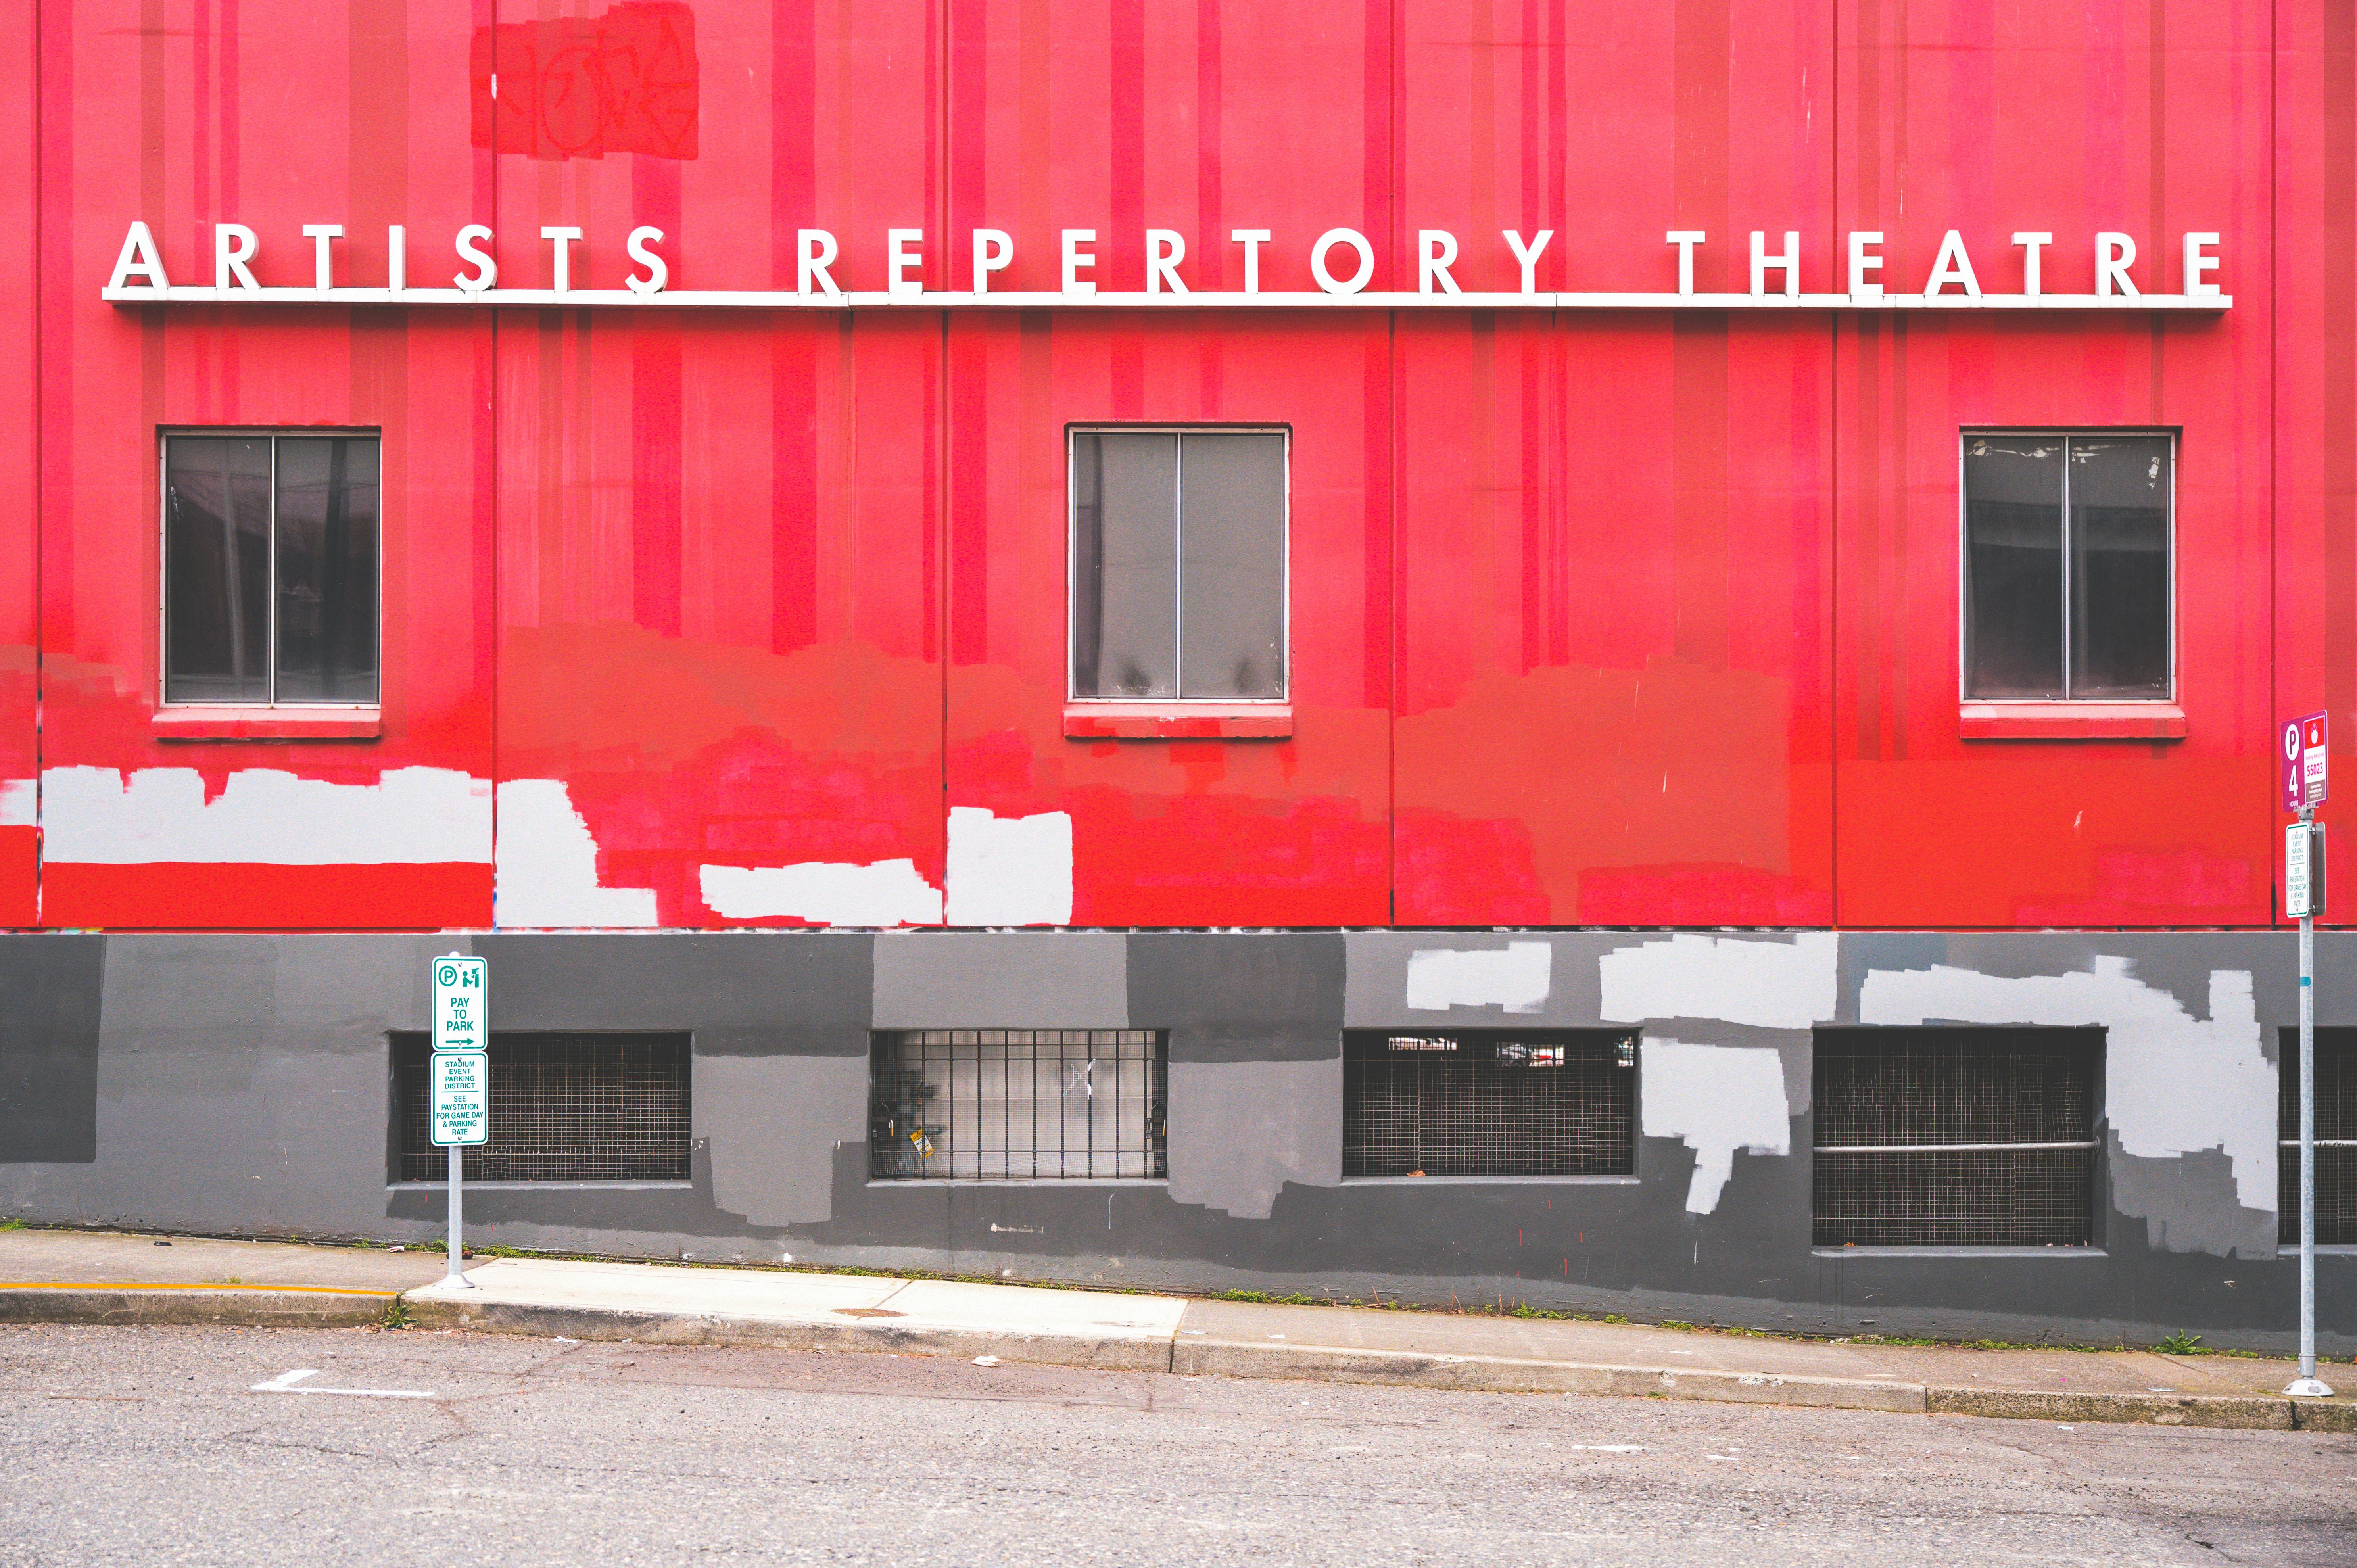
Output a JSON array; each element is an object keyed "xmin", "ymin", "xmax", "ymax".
[
  {"xmin": 0, "ymin": 0, "xmax": 39, "ymax": 925},
  {"xmin": 1831, "ymin": 0, "xmax": 2273, "ymax": 929},
  {"xmin": 1392, "ymin": 0, "xmax": 1835, "ymax": 925},
  {"xmin": 489, "ymin": 0, "xmax": 944, "ymax": 929},
  {"xmin": 38, "ymin": 0, "xmax": 495, "ymax": 929},
  {"xmin": 942, "ymin": 0, "xmax": 1391, "ymax": 927},
  {"xmin": 2274, "ymin": 4, "xmax": 2355, "ymax": 925}
]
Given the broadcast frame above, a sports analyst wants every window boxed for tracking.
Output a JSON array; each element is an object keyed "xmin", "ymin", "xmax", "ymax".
[
  {"xmin": 869, "ymin": 1030, "xmax": 1167, "ymax": 1180},
  {"xmin": 2278, "ymin": 1029, "xmax": 2357, "ymax": 1246},
  {"xmin": 164, "ymin": 430, "xmax": 380, "ymax": 704},
  {"xmin": 1813, "ymin": 1028, "xmax": 2100, "ymax": 1247},
  {"xmin": 1962, "ymin": 432, "xmax": 2171, "ymax": 700},
  {"xmin": 1342, "ymin": 1030, "xmax": 1636, "ymax": 1178},
  {"xmin": 390, "ymin": 1033, "xmax": 689, "ymax": 1182},
  {"xmin": 1069, "ymin": 428, "xmax": 1286, "ymax": 701}
]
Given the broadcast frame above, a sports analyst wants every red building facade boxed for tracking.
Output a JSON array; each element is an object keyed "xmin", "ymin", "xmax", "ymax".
[{"xmin": 3, "ymin": 0, "xmax": 2353, "ymax": 1348}]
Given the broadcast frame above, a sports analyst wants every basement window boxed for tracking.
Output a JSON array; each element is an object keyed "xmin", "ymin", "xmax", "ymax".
[
  {"xmin": 1813, "ymin": 1027, "xmax": 2100, "ymax": 1247},
  {"xmin": 390, "ymin": 1033, "xmax": 690, "ymax": 1183},
  {"xmin": 869, "ymin": 1030, "xmax": 1167, "ymax": 1180},
  {"xmin": 2278, "ymin": 1028, "xmax": 2357, "ymax": 1246},
  {"xmin": 1342, "ymin": 1029, "xmax": 1637, "ymax": 1178}
]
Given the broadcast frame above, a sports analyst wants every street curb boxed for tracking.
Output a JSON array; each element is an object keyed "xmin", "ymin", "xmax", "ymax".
[
  {"xmin": 1925, "ymin": 1386, "xmax": 2296, "ymax": 1430},
  {"xmin": 1170, "ymin": 1337, "xmax": 1928, "ymax": 1412},
  {"xmin": 0, "ymin": 1287, "xmax": 392, "ymax": 1329},
  {"xmin": 400, "ymin": 1294, "xmax": 1174, "ymax": 1373}
]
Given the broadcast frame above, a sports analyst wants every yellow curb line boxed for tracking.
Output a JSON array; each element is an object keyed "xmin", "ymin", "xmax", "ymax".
[{"xmin": 0, "ymin": 1282, "xmax": 399, "ymax": 1297}]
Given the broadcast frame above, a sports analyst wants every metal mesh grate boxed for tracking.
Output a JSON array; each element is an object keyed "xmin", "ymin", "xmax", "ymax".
[
  {"xmin": 392, "ymin": 1033, "xmax": 691, "ymax": 1183},
  {"xmin": 1342, "ymin": 1031, "xmax": 1635, "ymax": 1178},
  {"xmin": 869, "ymin": 1031, "xmax": 1167, "ymax": 1180},
  {"xmin": 2278, "ymin": 1028, "xmax": 2357, "ymax": 1246},
  {"xmin": 1813, "ymin": 1028, "xmax": 2100, "ymax": 1247}
]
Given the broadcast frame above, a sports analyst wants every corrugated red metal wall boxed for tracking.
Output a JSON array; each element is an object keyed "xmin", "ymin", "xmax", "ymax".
[{"xmin": 6, "ymin": 0, "xmax": 2338, "ymax": 932}]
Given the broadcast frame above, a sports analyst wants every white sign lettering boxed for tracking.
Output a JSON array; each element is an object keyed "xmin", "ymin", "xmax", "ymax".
[{"xmin": 101, "ymin": 221, "xmax": 2232, "ymax": 313}]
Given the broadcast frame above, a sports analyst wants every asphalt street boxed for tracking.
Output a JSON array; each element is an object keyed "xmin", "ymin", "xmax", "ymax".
[{"xmin": 2, "ymin": 1324, "xmax": 2352, "ymax": 1566}]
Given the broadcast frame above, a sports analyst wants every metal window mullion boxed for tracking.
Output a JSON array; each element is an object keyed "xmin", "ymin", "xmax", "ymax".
[
  {"xmin": 2058, "ymin": 434, "xmax": 2073, "ymax": 700},
  {"xmin": 267, "ymin": 433, "xmax": 279, "ymax": 704},
  {"xmin": 1814, "ymin": 1140, "xmax": 2098, "ymax": 1153},
  {"xmin": 1172, "ymin": 433, "xmax": 1185, "ymax": 697}
]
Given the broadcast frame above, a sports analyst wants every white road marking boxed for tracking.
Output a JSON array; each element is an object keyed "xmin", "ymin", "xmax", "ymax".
[
  {"xmin": 250, "ymin": 1368, "xmax": 434, "ymax": 1399},
  {"xmin": 1564, "ymin": 1444, "xmax": 1646, "ymax": 1453}
]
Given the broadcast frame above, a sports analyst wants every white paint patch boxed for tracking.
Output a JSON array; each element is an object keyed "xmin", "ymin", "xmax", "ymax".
[
  {"xmin": 1640, "ymin": 1039, "xmax": 1792, "ymax": 1214},
  {"xmin": 249, "ymin": 1368, "xmax": 433, "ymax": 1399},
  {"xmin": 0, "ymin": 778, "xmax": 34, "ymax": 827},
  {"xmin": 493, "ymin": 778, "xmax": 658, "ymax": 927},
  {"xmin": 1860, "ymin": 957, "xmax": 2275, "ymax": 1214},
  {"xmin": 944, "ymin": 807, "xmax": 1073, "ymax": 926},
  {"xmin": 1405, "ymin": 942, "xmax": 1551, "ymax": 1013},
  {"xmin": 699, "ymin": 859, "xmax": 942, "ymax": 927},
  {"xmin": 42, "ymin": 765, "xmax": 490, "ymax": 864},
  {"xmin": 1600, "ymin": 931, "xmax": 1838, "ymax": 1029}
]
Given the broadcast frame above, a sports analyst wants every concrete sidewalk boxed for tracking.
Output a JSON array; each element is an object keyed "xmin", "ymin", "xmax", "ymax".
[{"xmin": 8, "ymin": 1227, "xmax": 2354, "ymax": 1430}]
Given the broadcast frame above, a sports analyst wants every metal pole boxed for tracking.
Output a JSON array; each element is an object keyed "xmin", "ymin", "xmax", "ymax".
[
  {"xmin": 441, "ymin": 1141, "xmax": 473, "ymax": 1290},
  {"xmin": 2288, "ymin": 811, "xmax": 2333, "ymax": 1397}
]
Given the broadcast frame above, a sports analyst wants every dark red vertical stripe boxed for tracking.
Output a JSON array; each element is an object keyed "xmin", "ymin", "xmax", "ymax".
[
  {"xmin": 1365, "ymin": 0, "xmax": 1395, "ymax": 284},
  {"xmin": 771, "ymin": 0, "xmax": 818, "ymax": 650},
  {"xmin": 632, "ymin": 161, "xmax": 684, "ymax": 639},
  {"xmin": 1110, "ymin": 0, "xmax": 1145, "ymax": 288},
  {"xmin": 771, "ymin": 0, "xmax": 814, "ymax": 288},
  {"xmin": 2323, "ymin": 4, "xmax": 2356, "ymax": 745},
  {"xmin": 1196, "ymin": 0, "xmax": 1223, "ymax": 288},
  {"xmin": 948, "ymin": 324, "xmax": 990, "ymax": 667}
]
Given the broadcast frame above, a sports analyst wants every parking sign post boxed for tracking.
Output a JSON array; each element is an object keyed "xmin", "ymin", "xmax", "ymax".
[
  {"xmin": 2281, "ymin": 714, "xmax": 2334, "ymax": 1399},
  {"xmin": 431, "ymin": 955, "xmax": 489, "ymax": 1292}
]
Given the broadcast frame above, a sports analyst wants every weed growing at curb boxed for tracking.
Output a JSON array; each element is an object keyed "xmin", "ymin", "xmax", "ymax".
[
  {"xmin": 0, "ymin": 1217, "xmax": 23, "ymax": 1231},
  {"xmin": 378, "ymin": 1298, "xmax": 413, "ymax": 1331},
  {"xmin": 2155, "ymin": 1331, "xmax": 2209, "ymax": 1356}
]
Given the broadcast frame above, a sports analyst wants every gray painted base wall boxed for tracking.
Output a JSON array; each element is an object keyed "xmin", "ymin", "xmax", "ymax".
[{"xmin": 2, "ymin": 928, "xmax": 2350, "ymax": 1353}]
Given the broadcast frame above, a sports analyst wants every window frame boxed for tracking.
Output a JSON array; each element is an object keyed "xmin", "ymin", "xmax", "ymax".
[
  {"xmin": 1339, "ymin": 1028, "xmax": 1641, "ymax": 1182},
  {"xmin": 157, "ymin": 426, "xmax": 385, "ymax": 712},
  {"xmin": 1957, "ymin": 426, "xmax": 2178, "ymax": 707},
  {"xmin": 867, "ymin": 1028, "xmax": 1171, "ymax": 1184},
  {"xmin": 1064, "ymin": 424, "xmax": 1293, "ymax": 708},
  {"xmin": 1811, "ymin": 1025, "xmax": 2106, "ymax": 1251}
]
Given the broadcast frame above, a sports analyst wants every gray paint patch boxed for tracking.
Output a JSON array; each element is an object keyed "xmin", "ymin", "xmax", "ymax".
[
  {"xmin": 475, "ymin": 933, "xmax": 872, "ymax": 1055},
  {"xmin": 1166, "ymin": 1057, "xmax": 1344, "ymax": 1219},
  {"xmin": 1601, "ymin": 932, "xmax": 1838, "ymax": 1031},
  {"xmin": 1344, "ymin": 933, "xmax": 1617, "ymax": 1027},
  {"xmin": 2110, "ymin": 1143, "xmax": 2276, "ymax": 1259},
  {"xmin": 1130, "ymin": 934, "xmax": 1344, "ymax": 1061},
  {"xmin": 872, "ymin": 932, "xmax": 1125, "ymax": 1029},
  {"xmin": 1638, "ymin": 1038, "xmax": 1791, "ymax": 1213},
  {"xmin": 698, "ymin": 1054, "xmax": 870, "ymax": 1227},
  {"xmin": 0, "ymin": 936, "xmax": 104, "ymax": 1163}
]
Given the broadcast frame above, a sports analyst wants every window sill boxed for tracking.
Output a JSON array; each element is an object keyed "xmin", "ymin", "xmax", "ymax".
[
  {"xmin": 154, "ymin": 706, "xmax": 381, "ymax": 741},
  {"xmin": 1063, "ymin": 704, "xmax": 1291, "ymax": 739},
  {"xmin": 386, "ymin": 1180, "xmax": 693, "ymax": 1191},
  {"xmin": 1959, "ymin": 702, "xmax": 2185, "ymax": 741},
  {"xmin": 1812, "ymin": 1246, "xmax": 2107, "ymax": 1259},
  {"xmin": 1343, "ymin": 1174, "xmax": 1639, "ymax": 1186}
]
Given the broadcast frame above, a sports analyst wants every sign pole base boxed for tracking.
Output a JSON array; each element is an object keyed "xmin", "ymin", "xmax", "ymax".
[
  {"xmin": 441, "ymin": 1141, "xmax": 474, "ymax": 1291},
  {"xmin": 2285, "ymin": 1375, "xmax": 2337, "ymax": 1397}
]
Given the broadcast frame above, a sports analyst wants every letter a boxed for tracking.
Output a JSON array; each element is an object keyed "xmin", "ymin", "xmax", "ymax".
[{"xmin": 108, "ymin": 221, "xmax": 170, "ymax": 290}]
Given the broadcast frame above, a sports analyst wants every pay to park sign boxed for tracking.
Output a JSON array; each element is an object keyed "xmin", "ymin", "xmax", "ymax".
[{"xmin": 433, "ymin": 956, "xmax": 486, "ymax": 1052}]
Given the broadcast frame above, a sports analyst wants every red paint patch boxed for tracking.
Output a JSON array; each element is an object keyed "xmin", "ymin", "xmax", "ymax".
[
  {"xmin": 46, "ymin": 863, "xmax": 493, "ymax": 931},
  {"xmin": 472, "ymin": 2, "xmax": 699, "ymax": 162}
]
